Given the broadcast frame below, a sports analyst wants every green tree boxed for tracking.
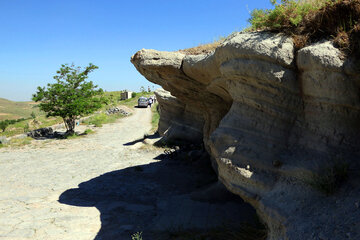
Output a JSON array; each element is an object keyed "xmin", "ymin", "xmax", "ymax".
[
  {"xmin": 32, "ymin": 63, "xmax": 107, "ymax": 134},
  {"xmin": 0, "ymin": 120, "xmax": 9, "ymax": 132}
]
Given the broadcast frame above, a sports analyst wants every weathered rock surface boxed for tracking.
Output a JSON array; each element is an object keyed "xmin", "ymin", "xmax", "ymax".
[
  {"xmin": 131, "ymin": 32, "xmax": 360, "ymax": 240},
  {"xmin": 154, "ymin": 88, "xmax": 204, "ymax": 143}
]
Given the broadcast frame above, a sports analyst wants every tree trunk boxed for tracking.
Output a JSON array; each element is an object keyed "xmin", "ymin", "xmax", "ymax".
[{"xmin": 63, "ymin": 117, "xmax": 76, "ymax": 134}]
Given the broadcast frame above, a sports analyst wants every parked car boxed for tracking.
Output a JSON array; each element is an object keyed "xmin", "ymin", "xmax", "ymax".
[{"xmin": 138, "ymin": 96, "xmax": 149, "ymax": 108}]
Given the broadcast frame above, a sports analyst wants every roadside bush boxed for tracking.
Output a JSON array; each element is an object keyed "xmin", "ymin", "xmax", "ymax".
[
  {"xmin": 132, "ymin": 92, "xmax": 137, "ymax": 98},
  {"xmin": 0, "ymin": 121, "xmax": 9, "ymax": 132}
]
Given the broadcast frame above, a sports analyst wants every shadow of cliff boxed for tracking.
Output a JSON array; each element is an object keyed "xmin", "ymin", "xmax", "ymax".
[
  {"xmin": 58, "ymin": 151, "xmax": 260, "ymax": 240},
  {"xmin": 123, "ymin": 132, "xmax": 160, "ymax": 146}
]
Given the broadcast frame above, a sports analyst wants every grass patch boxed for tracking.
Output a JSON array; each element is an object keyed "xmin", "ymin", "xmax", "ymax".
[
  {"xmin": 82, "ymin": 113, "xmax": 124, "ymax": 127},
  {"xmin": 0, "ymin": 98, "xmax": 43, "ymax": 121},
  {"xmin": 64, "ymin": 129, "xmax": 95, "ymax": 139},
  {"xmin": 0, "ymin": 116, "xmax": 63, "ymax": 138},
  {"xmin": 65, "ymin": 133, "xmax": 80, "ymax": 140},
  {"xmin": 248, "ymin": 0, "xmax": 328, "ymax": 32},
  {"xmin": 83, "ymin": 129, "xmax": 94, "ymax": 135},
  {"xmin": 4, "ymin": 137, "xmax": 33, "ymax": 148},
  {"xmin": 308, "ymin": 159, "xmax": 349, "ymax": 195}
]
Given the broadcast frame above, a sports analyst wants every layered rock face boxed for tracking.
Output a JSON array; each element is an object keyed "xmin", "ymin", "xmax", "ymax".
[
  {"xmin": 131, "ymin": 32, "xmax": 360, "ymax": 240},
  {"xmin": 154, "ymin": 88, "xmax": 204, "ymax": 143}
]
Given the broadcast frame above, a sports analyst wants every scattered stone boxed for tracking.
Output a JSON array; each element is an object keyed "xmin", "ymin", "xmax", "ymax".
[
  {"xmin": 106, "ymin": 107, "xmax": 130, "ymax": 116},
  {"xmin": 27, "ymin": 127, "xmax": 54, "ymax": 138},
  {"xmin": 0, "ymin": 136, "xmax": 9, "ymax": 144}
]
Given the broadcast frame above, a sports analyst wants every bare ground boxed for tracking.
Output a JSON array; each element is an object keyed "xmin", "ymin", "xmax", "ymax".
[{"xmin": 0, "ymin": 107, "xmax": 259, "ymax": 240}]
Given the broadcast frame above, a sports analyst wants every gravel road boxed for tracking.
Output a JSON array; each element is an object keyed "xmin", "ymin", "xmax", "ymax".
[
  {"xmin": 0, "ymin": 107, "xmax": 259, "ymax": 240},
  {"xmin": 0, "ymin": 107, "xmax": 161, "ymax": 239}
]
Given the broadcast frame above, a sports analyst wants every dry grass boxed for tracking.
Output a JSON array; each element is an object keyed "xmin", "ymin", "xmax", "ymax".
[
  {"xmin": 249, "ymin": 0, "xmax": 360, "ymax": 54},
  {"xmin": 0, "ymin": 98, "xmax": 42, "ymax": 121},
  {"xmin": 5, "ymin": 137, "xmax": 33, "ymax": 148},
  {"xmin": 178, "ymin": 41, "xmax": 222, "ymax": 55}
]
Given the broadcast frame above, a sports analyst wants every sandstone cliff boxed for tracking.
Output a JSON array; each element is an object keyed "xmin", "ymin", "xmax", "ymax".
[
  {"xmin": 154, "ymin": 88, "xmax": 204, "ymax": 144},
  {"xmin": 131, "ymin": 32, "xmax": 360, "ymax": 240}
]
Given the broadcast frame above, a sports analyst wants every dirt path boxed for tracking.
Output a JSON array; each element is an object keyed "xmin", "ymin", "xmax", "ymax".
[{"xmin": 0, "ymin": 107, "xmax": 259, "ymax": 240}]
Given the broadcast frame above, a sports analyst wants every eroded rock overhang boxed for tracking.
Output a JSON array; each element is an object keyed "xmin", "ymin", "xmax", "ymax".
[{"xmin": 131, "ymin": 31, "xmax": 360, "ymax": 240}]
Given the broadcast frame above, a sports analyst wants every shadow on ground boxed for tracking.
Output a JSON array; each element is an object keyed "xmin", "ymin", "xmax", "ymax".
[
  {"xmin": 59, "ymin": 148, "xmax": 264, "ymax": 240},
  {"xmin": 123, "ymin": 132, "xmax": 160, "ymax": 146}
]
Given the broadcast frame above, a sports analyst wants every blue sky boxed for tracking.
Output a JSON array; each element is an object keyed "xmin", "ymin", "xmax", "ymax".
[{"xmin": 0, "ymin": 0, "xmax": 272, "ymax": 101}]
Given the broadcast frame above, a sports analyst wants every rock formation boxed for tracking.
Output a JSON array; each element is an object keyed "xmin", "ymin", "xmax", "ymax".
[
  {"xmin": 154, "ymin": 88, "xmax": 204, "ymax": 144},
  {"xmin": 131, "ymin": 32, "xmax": 360, "ymax": 240}
]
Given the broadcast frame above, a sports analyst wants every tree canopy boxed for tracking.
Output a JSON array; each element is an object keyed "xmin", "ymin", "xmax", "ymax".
[{"xmin": 32, "ymin": 63, "xmax": 107, "ymax": 133}]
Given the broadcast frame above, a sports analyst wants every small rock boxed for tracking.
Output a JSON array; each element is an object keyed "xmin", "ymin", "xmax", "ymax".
[{"xmin": 0, "ymin": 136, "xmax": 9, "ymax": 144}]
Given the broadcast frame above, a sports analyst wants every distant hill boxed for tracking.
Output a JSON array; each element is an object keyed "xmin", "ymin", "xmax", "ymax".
[{"xmin": 0, "ymin": 98, "xmax": 42, "ymax": 120}]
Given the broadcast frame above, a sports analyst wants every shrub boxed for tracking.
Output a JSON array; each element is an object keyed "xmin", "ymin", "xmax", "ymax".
[
  {"xmin": 131, "ymin": 232, "xmax": 142, "ymax": 240},
  {"xmin": 23, "ymin": 123, "xmax": 30, "ymax": 133},
  {"xmin": 0, "ymin": 121, "xmax": 9, "ymax": 132},
  {"xmin": 132, "ymin": 92, "xmax": 137, "ymax": 98},
  {"xmin": 249, "ymin": 0, "xmax": 326, "ymax": 31}
]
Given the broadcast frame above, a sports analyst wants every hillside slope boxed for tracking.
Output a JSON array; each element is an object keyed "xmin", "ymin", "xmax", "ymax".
[{"xmin": 0, "ymin": 98, "xmax": 42, "ymax": 120}]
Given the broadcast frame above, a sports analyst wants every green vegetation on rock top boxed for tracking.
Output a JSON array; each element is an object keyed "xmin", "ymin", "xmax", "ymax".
[{"xmin": 248, "ymin": 0, "xmax": 360, "ymax": 52}]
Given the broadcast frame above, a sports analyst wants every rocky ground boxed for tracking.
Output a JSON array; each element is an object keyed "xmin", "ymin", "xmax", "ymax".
[{"xmin": 0, "ymin": 107, "xmax": 259, "ymax": 240}]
